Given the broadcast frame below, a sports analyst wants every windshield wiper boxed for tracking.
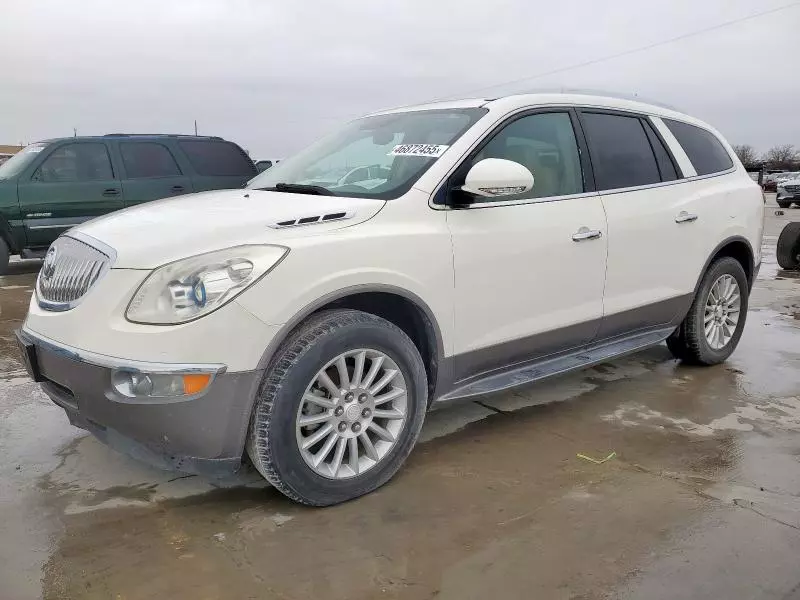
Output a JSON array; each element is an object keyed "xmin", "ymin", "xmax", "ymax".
[{"xmin": 259, "ymin": 182, "xmax": 335, "ymax": 196}]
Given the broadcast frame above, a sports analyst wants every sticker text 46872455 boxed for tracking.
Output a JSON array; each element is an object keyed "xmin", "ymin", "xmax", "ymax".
[{"xmin": 388, "ymin": 144, "xmax": 449, "ymax": 158}]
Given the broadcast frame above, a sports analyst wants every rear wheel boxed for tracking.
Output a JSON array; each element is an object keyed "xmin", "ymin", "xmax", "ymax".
[
  {"xmin": 667, "ymin": 257, "xmax": 748, "ymax": 365},
  {"xmin": 0, "ymin": 237, "xmax": 9, "ymax": 275},
  {"xmin": 777, "ymin": 222, "xmax": 800, "ymax": 270},
  {"xmin": 247, "ymin": 309, "xmax": 427, "ymax": 506}
]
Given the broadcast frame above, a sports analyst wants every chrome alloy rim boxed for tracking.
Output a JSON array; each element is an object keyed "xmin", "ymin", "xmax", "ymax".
[
  {"xmin": 704, "ymin": 274, "xmax": 741, "ymax": 350},
  {"xmin": 295, "ymin": 349, "xmax": 408, "ymax": 479}
]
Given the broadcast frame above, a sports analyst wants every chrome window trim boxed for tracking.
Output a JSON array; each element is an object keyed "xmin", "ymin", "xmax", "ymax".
[
  {"xmin": 21, "ymin": 326, "xmax": 227, "ymax": 375},
  {"xmin": 427, "ymin": 103, "xmax": 739, "ymax": 211}
]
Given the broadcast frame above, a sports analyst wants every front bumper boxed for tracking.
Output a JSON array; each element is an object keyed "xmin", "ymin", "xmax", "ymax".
[{"xmin": 18, "ymin": 328, "xmax": 263, "ymax": 477}]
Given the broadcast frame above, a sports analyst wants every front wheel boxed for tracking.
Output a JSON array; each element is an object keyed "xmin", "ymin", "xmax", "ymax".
[
  {"xmin": 666, "ymin": 257, "xmax": 748, "ymax": 365},
  {"xmin": 777, "ymin": 200, "xmax": 792, "ymax": 209},
  {"xmin": 247, "ymin": 309, "xmax": 427, "ymax": 506}
]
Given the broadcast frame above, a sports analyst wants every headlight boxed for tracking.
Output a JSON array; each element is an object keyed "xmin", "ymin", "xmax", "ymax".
[
  {"xmin": 777, "ymin": 186, "xmax": 787, "ymax": 194},
  {"xmin": 126, "ymin": 245, "xmax": 288, "ymax": 324}
]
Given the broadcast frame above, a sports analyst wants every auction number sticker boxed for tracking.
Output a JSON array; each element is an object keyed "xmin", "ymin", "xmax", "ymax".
[{"xmin": 389, "ymin": 144, "xmax": 449, "ymax": 158}]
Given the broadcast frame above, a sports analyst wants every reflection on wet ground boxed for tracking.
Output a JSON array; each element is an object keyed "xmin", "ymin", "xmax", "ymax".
[{"xmin": 2, "ymin": 204, "xmax": 800, "ymax": 599}]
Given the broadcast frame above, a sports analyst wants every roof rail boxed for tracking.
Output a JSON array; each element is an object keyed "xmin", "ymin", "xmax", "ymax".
[{"xmin": 102, "ymin": 133, "xmax": 223, "ymax": 140}]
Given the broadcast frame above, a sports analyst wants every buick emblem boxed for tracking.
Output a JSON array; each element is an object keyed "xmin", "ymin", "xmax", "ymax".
[{"xmin": 42, "ymin": 246, "xmax": 58, "ymax": 279}]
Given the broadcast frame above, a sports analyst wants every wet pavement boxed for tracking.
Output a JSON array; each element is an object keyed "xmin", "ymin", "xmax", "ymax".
[{"xmin": 2, "ymin": 195, "xmax": 800, "ymax": 599}]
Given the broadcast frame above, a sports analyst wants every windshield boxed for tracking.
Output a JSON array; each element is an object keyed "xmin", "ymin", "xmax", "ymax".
[
  {"xmin": 247, "ymin": 108, "xmax": 487, "ymax": 199},
  {"xmin": 0, "ymin": 143, "xmax": 47, "ymax": 180}
]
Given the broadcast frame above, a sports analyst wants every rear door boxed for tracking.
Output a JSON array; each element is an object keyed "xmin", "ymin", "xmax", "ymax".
[
  {"xmin": 578, "ymin": 109, "xmax": 707, "ymax": 339},
  {"xmin": 17, "ymin": 141, "xmax": 122, "ymax": 247},
  {"xmin": 117, "ymin": 140, "xmax": 193, "ymax": 206},
  {"xmin": 176, "ymin": 139, "xmax": 257, "ymax": 191}
]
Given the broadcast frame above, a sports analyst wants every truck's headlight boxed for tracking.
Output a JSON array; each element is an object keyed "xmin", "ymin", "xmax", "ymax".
[{"xmin": 126, "ymin": 245, "xmax": 288, "ymax": 324}]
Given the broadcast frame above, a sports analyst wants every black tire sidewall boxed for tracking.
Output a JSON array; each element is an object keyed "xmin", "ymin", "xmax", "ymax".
[
  {"xmin": 0, "ymin": 237, "xmax": 9, "ymax": 274},
  {"xmin": 777, "ymin": 222, "xmax": 800, "ymax": 270},
  {"xmin": 689, "ymin": 257, "xmax": 748, "ymax": 363},
  {"xmin": 260, "ymin": 314, "xmax": 426, "ymax": 505}
]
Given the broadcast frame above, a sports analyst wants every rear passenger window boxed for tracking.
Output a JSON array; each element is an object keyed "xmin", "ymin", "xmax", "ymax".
[
  {"xmin": 178, "ymin": 140, "xmax": 257, "ymax": 177},
  {"xmin": 580, "ymin": 112, "xmax": 660, "ymax": 191},
  {"xmin": 120, "ymin": 142, "xmax": 181, "ymax": 178},
  {"xmin": 663, "ymin": 119, "xmax": 733, "ymax": 176},
  {"xmin": 642, "ymin": 119, "xmax": 678, "ymax": 181}
]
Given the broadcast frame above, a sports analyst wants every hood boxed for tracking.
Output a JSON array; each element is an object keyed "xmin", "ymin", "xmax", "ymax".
[
  {"xmin": 73, "ymin": 189, "xmax": 385, "ymax": 269},
  {"xmin": 779, "ymin": 178, "xmax": 800, "ymax": 186}
]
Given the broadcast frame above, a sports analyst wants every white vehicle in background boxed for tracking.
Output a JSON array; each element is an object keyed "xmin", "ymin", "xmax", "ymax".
[
  {"xmin": 18, "ymin": 93, "xmax": 763, "ymax": 506},
  {"xmin": 776, "ymin": 172, "xmax": 800, "ymax": 208}
]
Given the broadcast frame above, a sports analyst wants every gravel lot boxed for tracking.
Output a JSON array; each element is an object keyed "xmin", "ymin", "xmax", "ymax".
[{"xmin": 2, "ymin": 194, "xmax": 800, "ymax": 600}]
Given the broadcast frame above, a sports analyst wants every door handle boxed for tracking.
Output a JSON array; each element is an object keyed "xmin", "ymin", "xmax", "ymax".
[
  {"xmin": 572, "ymin": 227, "xmax": 602, "ymax": 242},
  {"xmin": 675, "ymin": 211, "xmax": 698, "ymax": 223},
  {"xmin": 171, "ymin": 185, "xmax": 185, "ymax": 193},
  {"xmin": 102, "ymin": 188, "xmax": 120, "ymax": 197}
]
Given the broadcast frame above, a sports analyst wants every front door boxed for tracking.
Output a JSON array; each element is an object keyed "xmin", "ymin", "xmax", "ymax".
[
  {"xmin": 446, "ymin": 110, "xmax": 608, "ymax": 382},
  {"xmin": 116, "ymin": 141, "xmax": 193, "ymax": 206},
  {"xmin": 17, "ymin": 141, "xmax": 122, "ymax": 247}
]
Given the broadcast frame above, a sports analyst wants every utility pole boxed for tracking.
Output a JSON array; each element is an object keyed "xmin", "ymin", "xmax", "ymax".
[
  {"xmin": 194, "ymin": 120, "xmax": 198, "ymax": 136},
  {"xmin": 73, "ymin": 128, "xmax": 77, "ymax": 137}
]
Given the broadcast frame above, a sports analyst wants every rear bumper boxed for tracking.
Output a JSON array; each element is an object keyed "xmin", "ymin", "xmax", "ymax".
[{"xmin": 18, "ymin": 328, "xmax": 263, "ymax": 477}]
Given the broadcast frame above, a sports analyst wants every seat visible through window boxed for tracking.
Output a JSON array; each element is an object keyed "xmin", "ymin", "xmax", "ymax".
[{"xmin": 470, "ymin": 112, "xmax": 583, "ymax": 200}]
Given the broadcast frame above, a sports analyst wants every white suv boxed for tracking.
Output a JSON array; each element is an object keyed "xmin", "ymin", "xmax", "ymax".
[{"xmin": 18, "ymin": 94, "xmax": 763, "ymax": 506}]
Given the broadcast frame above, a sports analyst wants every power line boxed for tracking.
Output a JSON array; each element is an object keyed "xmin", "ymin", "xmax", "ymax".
[{"xmin": 436, "ymin": 1, "xmax": 800, "ymax": 100}]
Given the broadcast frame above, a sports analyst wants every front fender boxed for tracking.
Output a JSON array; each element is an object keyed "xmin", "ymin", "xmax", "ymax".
[
  {"xmin": 234, "ymin": 226, "xmax": 454, "ymax": 356},
  {"xmin": 0, "ymin": 181, "xmax": 23, "ymax": 251}
]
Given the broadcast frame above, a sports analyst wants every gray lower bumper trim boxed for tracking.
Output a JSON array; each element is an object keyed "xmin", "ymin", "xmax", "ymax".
[{"xmin": 26, "ymin": 334, "xmax": 263, "ymax": 475}]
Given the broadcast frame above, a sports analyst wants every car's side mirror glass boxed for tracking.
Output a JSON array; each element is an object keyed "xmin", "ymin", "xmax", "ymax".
[{"xmin": 460, "ymin": 158, "xmax": 534, "ymax": 199}]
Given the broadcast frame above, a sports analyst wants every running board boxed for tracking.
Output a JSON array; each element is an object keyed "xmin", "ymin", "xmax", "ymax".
[{"xmin": 436, "ymin": 327, "xmax": 674, "ymax": 404}]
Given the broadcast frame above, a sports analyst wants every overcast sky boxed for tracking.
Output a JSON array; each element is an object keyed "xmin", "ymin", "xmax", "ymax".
[{"xmin": 1, "ymin": 0, "xmax": 798, "ymax": 158}]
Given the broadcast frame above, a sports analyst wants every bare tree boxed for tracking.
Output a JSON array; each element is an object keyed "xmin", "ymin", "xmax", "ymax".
[
  {"xmin": 764, "ymin": 144, "xmax": 799, "ymax": 170},
  {"xmin": 732, "ymin": 144, "xmax": 759, "ymax": 167}
]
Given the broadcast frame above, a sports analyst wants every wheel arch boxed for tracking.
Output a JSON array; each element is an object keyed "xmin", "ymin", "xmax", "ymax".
[
  {"xmin": 255, "ymin": 285, "xmax": 446, "ymax": 402},
  {"xmin": 0, "ymin": 214, "xmax": 20, "ymax": 254},
  {"xmin": 695, "ymin": 236, "xmax": 756, "ymax": 293}
]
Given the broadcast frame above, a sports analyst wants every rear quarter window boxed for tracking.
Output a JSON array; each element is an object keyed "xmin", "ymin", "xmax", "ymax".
[
  {"xmin": 178, "ymin": 140, "xmax": 257, "ymax": 177},
  {"xmin": 663, "ymin": 119, "xmax": 733, "ymax": 176}
]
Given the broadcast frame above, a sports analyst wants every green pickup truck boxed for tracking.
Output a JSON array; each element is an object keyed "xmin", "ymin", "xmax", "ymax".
[{"xmin": 0, "ymin": 134, "xmax": 257, "ymax": 273}]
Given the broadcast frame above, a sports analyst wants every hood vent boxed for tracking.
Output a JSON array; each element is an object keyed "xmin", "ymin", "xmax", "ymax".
[{"xmin": 271, "ymin": 210, "xmax": 353, "ymax": 229}]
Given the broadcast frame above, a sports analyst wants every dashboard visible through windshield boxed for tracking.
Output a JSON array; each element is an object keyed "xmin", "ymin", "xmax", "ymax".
[{"xmin": 247, "ymin": 108, "xmax": 487, "ymax": 199}]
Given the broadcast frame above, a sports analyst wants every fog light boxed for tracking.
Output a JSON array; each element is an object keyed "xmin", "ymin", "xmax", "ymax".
[{"xmin": 113, "ymin": 371, "xmax": 213, "ymax": 398}]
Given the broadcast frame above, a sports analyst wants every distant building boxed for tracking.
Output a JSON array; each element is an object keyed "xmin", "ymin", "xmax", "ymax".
[{"xmin": 0, "ymin": 144, "xmax": 24, "ymax": 165}]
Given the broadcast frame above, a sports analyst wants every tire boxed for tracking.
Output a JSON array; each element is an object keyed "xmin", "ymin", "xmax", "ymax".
[
  {"xmin": 777, "ymin": 222, "xmax": 800, "ymax": 270},
  {"xmin": 247, "ymin": 309, "xmax": 427, "ymax": 506},
  {"xmin": 777, "ymin": 201, "xmax": 792, "ymax": 209},
  {"xmin": 666, "ymin": 257, "xmax": 748, "ymax": 366},
  {"xmin": 0, "ymin": 237, "xmax": 9, "ymax": 275}
]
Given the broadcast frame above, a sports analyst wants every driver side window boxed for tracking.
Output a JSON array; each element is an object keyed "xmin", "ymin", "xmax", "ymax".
[
  {"xmin": 33, "ymin": 143, "xmax": 114, "ymax": 183},
  {"xmin": 469, "ymin": 112, "xmax": 584, "ymax": 201}
]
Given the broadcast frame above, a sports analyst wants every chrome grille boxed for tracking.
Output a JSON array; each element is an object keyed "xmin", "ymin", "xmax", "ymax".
[
  {"xmin": 36, "ymin": 235, "xmax": 114, "ymax": 311},
  {"xmin": 786, "ymin": 184, "xmax": 800, "ymax": 193}
]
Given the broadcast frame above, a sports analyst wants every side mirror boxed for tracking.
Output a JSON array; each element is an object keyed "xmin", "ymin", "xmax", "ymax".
[{"xmin": 461, "ymin": 158, "xmax": 534, "ymax": 199}]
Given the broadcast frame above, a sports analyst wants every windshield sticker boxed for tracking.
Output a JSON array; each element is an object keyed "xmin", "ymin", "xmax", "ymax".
[
  {"xmin": 27, "ymin": 146, "xmax": 45, "ymax": 153},
  {"xmin": 389, "ymin": 144, "xmax": 449, "ymax": 158}
]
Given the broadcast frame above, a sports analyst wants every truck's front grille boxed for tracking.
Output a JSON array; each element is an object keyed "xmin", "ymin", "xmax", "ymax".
[
  {"xmin": 36, "ymin": 235, "xmax": 113, "ymax": 311},
  {"xmin": 785, "ymin": 184, "xmax": 800, "ymax": 193}
]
